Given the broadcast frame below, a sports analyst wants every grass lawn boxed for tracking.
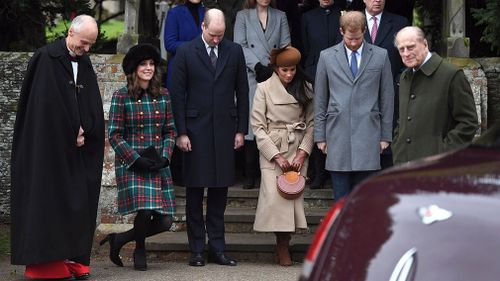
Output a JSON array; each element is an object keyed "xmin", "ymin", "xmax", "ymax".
[{"xmin": 46, "ymin": 19, "xmax": 124, "ymax": 41}]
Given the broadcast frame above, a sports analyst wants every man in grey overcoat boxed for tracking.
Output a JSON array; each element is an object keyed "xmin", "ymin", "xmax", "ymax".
[{"xmin": 314, "ymin": 11, "xmax": 394, "ymax": 201}]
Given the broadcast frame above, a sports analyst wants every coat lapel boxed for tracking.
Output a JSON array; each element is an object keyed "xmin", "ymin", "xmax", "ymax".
[
  {"xmin": 49, "ymin": 39, "xmax": 73, "ymax": 76},
  {"xmin": 334, "ymin": 44, "xmax": 353, "ymax": 80},
  {"xmin": 374, "ymin": 13, "xmax": 392, "ymax": 45},
  {"xmin": 195, "ymin": 37, "xmax": 215, "ymax": 74},
  {"xmin": 214, "ymin": 40, "xmax": 230, "ymax": 80},
  {"xmin": 264, "ymin": 8, "xmax": 277, "ymax": 42},
  {"xmin": 364, "ymin": 23, "xmax": 372, "ymax": 43},
  {"xmin": 355, "ymin": 42, "xmax": 373, "ymax": 82},
  {"xmin": 249, "ymin": 9, "xmax": 271, "ymax": 54}
]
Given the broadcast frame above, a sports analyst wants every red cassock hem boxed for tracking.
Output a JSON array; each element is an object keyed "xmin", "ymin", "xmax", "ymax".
[
  {"xmin": 24, "ymin": 260, "xmax": 90, "ymax": 279},
  {"xmin": 24, "ymin": 260, "xmax": 71, "ymax": 279}
]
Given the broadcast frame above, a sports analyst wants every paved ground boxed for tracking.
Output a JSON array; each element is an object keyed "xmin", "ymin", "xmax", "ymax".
[{"xmin": 0, "ymin": 259, "xmax": 303, "ymax": 281}]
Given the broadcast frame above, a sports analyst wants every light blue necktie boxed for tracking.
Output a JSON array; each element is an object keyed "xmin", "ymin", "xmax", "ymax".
[{"xmin": 350, "ymin": 51, "xmax": 358, "ymax": 77}]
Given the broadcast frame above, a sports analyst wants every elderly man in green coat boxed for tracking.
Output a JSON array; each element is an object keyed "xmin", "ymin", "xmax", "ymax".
[{"xmin": 392, "ymin": 26, "xmax": 478, "ymax": 165}]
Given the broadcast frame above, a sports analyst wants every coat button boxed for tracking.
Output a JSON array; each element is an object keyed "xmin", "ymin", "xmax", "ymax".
[
  {"xmin": 406, "ymin": 138, "xmax": 411, "ymax": 143},
  {"xmin": 407, "ymin": 116, "xmax": 412, "ymax": 121},
  {"xmin": 139, "ymin": 111, "xmax": 144, "ymax": 115},
  {"xmin": 155, "ymin": 110, "xmax": 160, "ymax": 114},
  {"xmin": 153, "ymin": 99, "xmax": 157, "ymax": 102},
  {"xmin": 156, "ymin": 123, "xmax": 160, "ymax": 127},
  {"xmin": 410, "ymin": 94, "xmax": 416, "ymax": 99},
  {"xmin": 140, "ymin": 135, "xmax": 144, "ymax": 140},
  {"xmin": 138, "ymin": 124, "xmax": 144, "ymax": 128},
  {"xmin": 155, "ymin": 135, "xmax": 160, "ymax": 139},
  {"xmin": 251, "ymin": 44, "xmax": 254, "ymax": 48},
  {"xmin": 273, "ymin": 45, "xmax": 277, "ymax": 48},
  {"xmin": 138, "ymin": 100, "xmax": 142, "ymax": 103}
]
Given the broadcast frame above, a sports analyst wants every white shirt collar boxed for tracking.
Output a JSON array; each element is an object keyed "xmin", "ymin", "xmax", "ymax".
[
  {"xmin": 413, "ymin": 52, "xmax": 432, "ymax": 72},
  {"xmin": 201, "ymin": 35, "xmax": 218, "ymax": 55},
  {"xmin": 345, "ymin": 44, "xmax": 363, "ymax": 58}
]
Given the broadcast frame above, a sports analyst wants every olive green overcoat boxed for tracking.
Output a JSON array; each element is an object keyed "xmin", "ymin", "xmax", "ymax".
[{"xmin": 393, "ymin": 53, "xmax": 478, "ymax": 164}]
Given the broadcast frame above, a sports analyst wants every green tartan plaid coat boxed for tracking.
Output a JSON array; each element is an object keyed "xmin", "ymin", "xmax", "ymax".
[{"xmin": 108, "ymin": 86, "xmax": 177, "ymax": 215}]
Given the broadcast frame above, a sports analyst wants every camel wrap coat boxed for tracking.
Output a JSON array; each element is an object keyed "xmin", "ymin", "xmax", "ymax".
[{"xmin": 251, "ymin": 73, "xmax": 314, "ymax": 232}]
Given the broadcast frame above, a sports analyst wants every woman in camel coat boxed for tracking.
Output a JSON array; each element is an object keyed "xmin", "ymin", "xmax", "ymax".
[{"xmin": 251, "ymin": 47, "xmax": 314, "ymax": 266}]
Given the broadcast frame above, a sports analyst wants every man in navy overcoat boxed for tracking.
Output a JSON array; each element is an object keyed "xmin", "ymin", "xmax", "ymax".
[{"xmin": 170, "ymin": 8, "xmax": 249, "ymax": 267}]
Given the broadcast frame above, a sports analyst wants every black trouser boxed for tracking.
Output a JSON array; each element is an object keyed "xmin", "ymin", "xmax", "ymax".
[
  {"xmin": 244, "ymin": 140, "xmax": 260, "ymax": 181},
  {"xmin": 186, "ymin": 187, "xmax": 228, "ymax": 253}
]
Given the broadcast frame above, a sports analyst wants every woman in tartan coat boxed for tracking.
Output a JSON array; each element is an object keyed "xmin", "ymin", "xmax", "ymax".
[{"xmin": 101, "ymin": 44, "xmax": 177, "ymax": 271}]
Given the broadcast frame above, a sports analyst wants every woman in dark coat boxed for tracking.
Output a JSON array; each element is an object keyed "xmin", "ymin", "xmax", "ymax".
[
  {"xmin": 100, "ymin": 44, "xmax": 177, "ymax": 271},
  {"xmin": 163, "ymin": 0, "xmax": 205, "ymax": 89}
]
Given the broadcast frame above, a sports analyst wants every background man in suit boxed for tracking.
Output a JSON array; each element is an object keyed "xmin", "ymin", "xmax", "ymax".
[
  {"xmin": 170, "ymin": 8, "xmax": 249, "ymax": 267},
  {"xmin": 314, "ymin": 11, "xmax": 394, "ymax": 201},
  {"xmin": 363, "ymin": 0, "xmax": 409, "ymax": 168},
  {"xmin": 393, "ymin": 27, "xmax": 478, "ymax": 165},
  {"xmin": 301, "ymin": 0, "xmax": 343, "ymax": 189}
]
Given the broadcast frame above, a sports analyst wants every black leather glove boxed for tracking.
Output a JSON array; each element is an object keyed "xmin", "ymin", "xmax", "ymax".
[
  {"xmin": 150, "ymin": 157, "xmax": 170, "ymax": 171},
  {"xmin": 130, "ymin": 157, "xmax": 156, "ymax": 173},
  {"xmin": 254, "ymin": 62, "xmax": 274, "ymax": 83}
]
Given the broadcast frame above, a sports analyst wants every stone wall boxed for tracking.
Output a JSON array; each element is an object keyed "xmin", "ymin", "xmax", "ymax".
[
  {"xmin": 475, "ymin": 58, "xmax": 500, "ymax": 127},
  {"xmin": 0, "ymin": 52, "xmax": 497, "ymax": 224}
]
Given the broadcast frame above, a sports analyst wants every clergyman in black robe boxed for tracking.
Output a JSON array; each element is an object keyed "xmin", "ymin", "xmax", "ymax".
[{"xmin": 10, "ymin": 15, "xmax": 104, "ymax": 279}]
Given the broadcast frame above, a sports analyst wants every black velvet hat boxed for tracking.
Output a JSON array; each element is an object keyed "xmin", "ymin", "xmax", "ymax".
[{"xmin": 122, "ymin": 43, "xmax": 161, "ymax": 75}]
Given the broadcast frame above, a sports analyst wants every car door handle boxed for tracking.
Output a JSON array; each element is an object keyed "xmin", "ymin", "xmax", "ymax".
[{"xmin": 389, "ymin": 247, "xmax": 417, "ymax": 281}]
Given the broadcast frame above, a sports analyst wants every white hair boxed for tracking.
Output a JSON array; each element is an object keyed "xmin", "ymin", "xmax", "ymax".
[{"xmin": 70, "ymin": 15, "xmax": 97, "ymax": 33}]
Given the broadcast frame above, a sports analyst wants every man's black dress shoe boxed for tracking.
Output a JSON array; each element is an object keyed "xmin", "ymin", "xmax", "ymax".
[
  {"xmin": 188, "ymin": 253, "xmax": 205, "ymax": 266},
  {"xmin": 208, "ymin": 252, "xmax": 237, "ymax": 266}
]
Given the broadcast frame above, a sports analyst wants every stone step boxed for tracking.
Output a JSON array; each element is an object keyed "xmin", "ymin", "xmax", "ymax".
[
  {"xmin": 94, "ymin": 230, "xmax": 313, "ymax": 263},
  {"xmin": 173, "ymin": 186, "xmax": 334, "ymax": 209},
  {"xmin": 99, "ymin": 185, "xmax": 333, "ymax": 225},
  {"xmin": 171, "ymin": 207, "xmax": 329, "ymax": 233}
]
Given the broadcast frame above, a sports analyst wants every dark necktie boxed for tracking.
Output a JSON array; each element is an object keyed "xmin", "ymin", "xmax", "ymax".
[
  {"xmin": 350, "ymin": 51, "xmax": 358, "ymax": 77},
  {"xmin": 210, "ymin": 47, "xmax": 217, "ymax": 68}
]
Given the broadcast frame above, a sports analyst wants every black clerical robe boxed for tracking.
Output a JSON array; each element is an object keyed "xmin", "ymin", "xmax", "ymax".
[{"xmin": 10, "ymin": 38, "xmax": 104, "ymax": 265}]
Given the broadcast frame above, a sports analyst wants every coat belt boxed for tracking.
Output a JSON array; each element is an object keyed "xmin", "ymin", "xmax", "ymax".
[{"xmin": 267, "ymin": 122, "xmax": 307, "ymax": 153}]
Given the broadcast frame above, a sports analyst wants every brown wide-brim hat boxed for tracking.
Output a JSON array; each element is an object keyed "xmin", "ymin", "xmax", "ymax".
[
  {"xmin": 122, "ymin": 43, "xmax": 161, "ymax": 75},
  {"xmin": 270, "ymin": 46, "xmax": 301, "ymax": 67}
]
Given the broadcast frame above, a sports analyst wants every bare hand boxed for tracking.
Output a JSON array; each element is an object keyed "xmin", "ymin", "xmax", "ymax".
[
  {"xmin": 291, "ymin": 149, "xmax": 308, "ymax": 171},
  {"xmin": 76, "ymin": 126, "xmax": 85, "ymax": 147},
  {"xmin": 273, "ymin": 154, "xmax": 291, "ymax": 172},
  {"xmin": 176, "ymin": 135, "xmax": 192, "ymax": 152},
  {"xmin": 316, "ymin": 142, "xmax": 327, "ymax": 154},
  {"xmin": 234, "ymin": 133, "xmax": 244, "ymax": 150},
  {"xmin": 380, "ymin": 141, "xmax": 390, "ymax": 153}
]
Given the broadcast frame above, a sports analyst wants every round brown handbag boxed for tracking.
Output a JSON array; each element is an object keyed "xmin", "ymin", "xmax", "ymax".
[{"xmin": 277, "ymin": 171, "xmax": 306, "ymax": 200}]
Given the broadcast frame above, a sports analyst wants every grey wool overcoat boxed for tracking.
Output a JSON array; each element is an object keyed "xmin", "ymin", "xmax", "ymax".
[
  {"xmin": 234, "ymin": 7, "xmax": 290, "ymax": 139},
  {"xmin": 314, "ymin": 42, "xmax": 394, "ymax": 171}
]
